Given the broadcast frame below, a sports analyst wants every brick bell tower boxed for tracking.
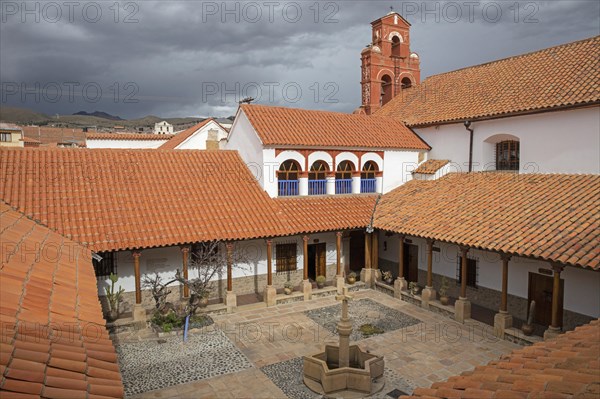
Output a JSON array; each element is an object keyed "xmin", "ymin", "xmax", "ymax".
[{"xmin": 359, "ymin": 11, "xmax": 420, "ymax": 115}]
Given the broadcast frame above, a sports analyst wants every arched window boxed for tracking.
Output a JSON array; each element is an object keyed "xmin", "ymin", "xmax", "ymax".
[
  {"xmin": 380, "ymin": 75, "xmax": 393, "ymax": 106},
  {"xmin": 335, "ymin": 161, "xmax": 354, "ymax": 194},
  {"xmin": 401, "ymin": 77, "xmax": 412, "ymax": 89},
  {"xmin": 391, "ymin": 35, "xmax": 401, "ymax": 57},
  {"xmin": 360, "ymin": 161, "xmax": 378, "ymax": 193},
  {"xmin": 308, "ymin": 161, "xmax": 328, "ymax": 195},
  {"xmin": 496, "ymin": 141, "xmax": 519, "ymax": 171},
  {"xmin": 278, "ymin": 160, "xmax": 300, "ymax": 196}
]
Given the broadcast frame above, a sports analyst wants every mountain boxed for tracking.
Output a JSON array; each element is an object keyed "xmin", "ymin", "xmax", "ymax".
[
  {"xmin": 0, "ymin": 107, "xmax": 49, "ymax": 124},
  {"xmin": 73, "ymin": 111, "xmax": 123, "ymax": 120}
]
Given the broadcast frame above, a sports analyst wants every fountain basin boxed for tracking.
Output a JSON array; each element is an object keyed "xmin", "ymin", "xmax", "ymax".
[{"xmin": 303, "ymin": 344, "xmax": 385, "ymax": 395}]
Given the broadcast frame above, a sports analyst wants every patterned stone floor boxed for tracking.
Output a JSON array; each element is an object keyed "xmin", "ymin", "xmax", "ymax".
[{"xmin": 122, "ymin": 290, "xmax": 521, "ymax": 398}]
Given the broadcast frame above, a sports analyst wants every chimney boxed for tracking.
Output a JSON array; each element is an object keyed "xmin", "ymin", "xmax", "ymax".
[{"xmin": 206, "ymin": 128, "xmax": 220, "ymax": 150}]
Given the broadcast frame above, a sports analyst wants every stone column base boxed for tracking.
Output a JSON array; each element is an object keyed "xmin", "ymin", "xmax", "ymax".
[
  {"xmin": 133, "ymin": 304, "xmax": 146, "ymax": 322},
  {"xmin": 543, "ymin": 326, "xmax": 562, "ymax": 341},
  {"xmin": 302, "ymin": 280, "xmax": 312, "ymax": 301},
  {"xmin": 394, "ymin": 277, "xmax": 407, "ymax": 299},
  {"xmin": 360, "ymin": 268, "xmax": 380, "ymax": 288},
  {"xmin": 454, "ymin": 297, "xmax": 471, "ymax": 323},
  {"xmin": 421, "ymin": 286, "xmax": 436, "ymax": 308},
  {"xmin": 225, "ymin": 290, "xmax": 237, "ymax": 313},
  {"xmin": 336, "ymin": 276, "xmax": 345, "ymax": 294},
  {"xmin": 493, "ymin": 311, "xmax": 513, "ymax": 338},
  {"xmin": 264, "ymin": 285, "xmax": 277, "ymax": 307}
]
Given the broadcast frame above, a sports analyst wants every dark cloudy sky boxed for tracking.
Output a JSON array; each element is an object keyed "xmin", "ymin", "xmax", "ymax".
[{"xmin": 1, "ymin": 0, "xmax": 598, "ymax": 119}]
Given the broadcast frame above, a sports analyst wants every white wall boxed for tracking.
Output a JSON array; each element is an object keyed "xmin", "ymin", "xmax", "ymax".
[
  {"xmin": 378, "ymin": 233, "xmax": 600, "ymax": 318},
  {"xmin": 174, "ymin": 120, "xmax": 228, "ymax": 150},
  {"xmin": 87, "ymin": 139, "xmax": 168, "ymax": 149},
  {"xmin": 381, "ymin": 150, "xmax": 420, "ymax": 193},
  {"xmin": 415, "ymin": 106, "xmax": 600, "ymax": 174},
  {"xmin": 224, "ymin": 110, "xmax": 265, "ymax": 188}
]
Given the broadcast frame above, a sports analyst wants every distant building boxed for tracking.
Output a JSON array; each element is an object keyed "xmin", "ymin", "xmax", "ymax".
[
  {"xmin": 0, "ymin": 123, "xmax": 24, "ymax": 147},
  {"xmin": 154, "ymin": 121, "xmax": 174, "ymax": 134}
]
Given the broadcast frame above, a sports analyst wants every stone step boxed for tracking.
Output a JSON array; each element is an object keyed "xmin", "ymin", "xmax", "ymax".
[{"xmin": 235, "ymin": 301, "xmax": 267, "ymax": 313}]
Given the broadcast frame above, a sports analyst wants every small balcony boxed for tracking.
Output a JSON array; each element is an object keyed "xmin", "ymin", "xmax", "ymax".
[
  {"xmin": 278, "ymin": 180, "xmax": 299, "ymax": 197},
  {"xmin": 309, "ymin": 179, "xmax": 327, "ymax": 195},
  {"xmin": 360, "ymin": 178, "xmax": 376, "ymax": 193},
  {"xmin": 335, "ymin": 179, "xmax": 352, "ymax": 194}
]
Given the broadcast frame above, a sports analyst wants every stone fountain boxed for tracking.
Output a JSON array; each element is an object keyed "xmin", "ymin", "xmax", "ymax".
[{"xmin": 303, "ymin": 292, "xmax": 385, "ymax": 397}]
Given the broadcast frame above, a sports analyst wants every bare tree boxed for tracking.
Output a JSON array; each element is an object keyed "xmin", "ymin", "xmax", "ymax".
[{"xmin": 142, "ymin": 273, "xmax": 177, "ymax": 314}]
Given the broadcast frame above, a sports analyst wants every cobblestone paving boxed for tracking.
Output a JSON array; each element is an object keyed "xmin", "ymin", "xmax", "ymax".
[
  {"xmin": 117, "ymin": 329, "xmax": 252, "ymax": 397},
  {"xmin": 304, "ymin": 298, "xmax": 421, "ymax": 341},
  {"xmin": 261, "ymin": 357, "xmax": 416, "ymax": 399}
]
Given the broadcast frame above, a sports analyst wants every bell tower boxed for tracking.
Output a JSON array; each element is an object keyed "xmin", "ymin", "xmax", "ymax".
[{"xmin": 359, "ymin": 11, "xmax": 420, "ymax": 115}]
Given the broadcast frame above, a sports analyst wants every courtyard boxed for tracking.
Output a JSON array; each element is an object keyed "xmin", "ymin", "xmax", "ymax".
[{"xmin": 115, "ymin": 290, "xmax": 520, "ymax": 398}]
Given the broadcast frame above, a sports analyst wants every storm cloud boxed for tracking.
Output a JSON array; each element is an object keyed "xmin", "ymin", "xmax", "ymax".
[{"xmin": 1, "ymin": 0, "xmax": 598, "ymax": 119}]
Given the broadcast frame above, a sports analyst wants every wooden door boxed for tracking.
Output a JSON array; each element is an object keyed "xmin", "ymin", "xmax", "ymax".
[
  {"xmin": 316, "ymin": 243, "xmax": 326, "ymax": 277},
  {"xmin": 404, "ymin": 243, "xmax": 419, "ymax": 282},
  {"xmin": 528, "ymin": 272, "xmax": 563, "ymax": 327},
  {"xmin": 349, "ymin": 231, "xmax": 365, "ymax": 272}
]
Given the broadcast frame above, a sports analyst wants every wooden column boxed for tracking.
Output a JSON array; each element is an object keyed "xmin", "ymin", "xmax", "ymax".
[
  {"xmin": 550, "ymin": 264, "xmax": 564, "ymax": 329},
  {"xmin": 303, "ymin": 235, "xmax": 309, "ymax": 280},
  {"xmin": 460, "ymin": 247, "xmax": 469, "ymax": 299},
  {"xmin": 364, "ymin": 232, "xmax": 372, "ymax": 269},
  {"xmin": 132, "ymin": 251, "xmax": 142, "ymax": 304},
  {"xmin": 181, "ymin": 246, "xmax": 190, "ymax": 298},
  {"xmin": 226, "ymin": 242, "xmax": 233, "ymax": 292},
  {"xmin": 336, "ymin": 232, "xmax": 342, "ymax": 276},
  {"xmin": 426, "ymin": 239, "xmax": 434, "ymax": 287},
  {"xmin": 371, "ymin": 232, "xmax": 379, "ymax": 269},
  {"xmin": 266, "ymin": 239, "xmax": 273, "ymax": 286},
  {"xmin": 500, "ymin": 254, "xmax": 510, "ymax": 312},
  {"xmin": 398, "ymin": 235, "xmax": 405, "ymax": 279}
]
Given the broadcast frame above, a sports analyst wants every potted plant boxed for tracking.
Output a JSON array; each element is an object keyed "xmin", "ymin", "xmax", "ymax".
[
  {"xmin": 522, "ymin": 301, "xmax": 536, "ymax": 336},
  {"xmin": 382, "ymin": 271, "xmax": 393, "ymax": 284},
  {"xmin": 105, "ymin": 273, "xmax": 124, "ymax": 322},
  {"xmin": 347, "ymin": 272, "xmax": 357, "ymax": 285},
  {"xmin": 316, "ymin": 275, "xmax": 326, "ymax": 289},
  {"xmin": 284, "ymin": 281, "xmax": 294, "ymax": 295},
  {"xmin": 408, "ymin": 281, "xmax": 419, "ymax": 296},
  {"xmin": 439, "ymin": 276, "xmax": 450, "ymax": 305}
]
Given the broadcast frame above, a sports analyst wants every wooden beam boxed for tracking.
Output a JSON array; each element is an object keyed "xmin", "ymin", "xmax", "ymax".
[
  {"xmin": 336, "ymin": 232, "xmax": 342, "ymax": 276},
  {"xmin": 303, "ymin": 235, "xmax": 309, "ymax": 280},
  {"xmin": 226, "ymin": 242, "xmax": 233, "ymax": 292},
  {"xmin": 501, "ymin": 254, "xmax": 510, "ymax": 312},
  {"xmin": 460, "ymin": 247, "xmax": 469, "ymax": 298},
  {"xmin": 266, "ymin": 239, "xmax": 273, "ymax": 286},
  {"xmin": 371, "ymin": 232, "xmax": 379, "ymax": 269},
  {"xmin": 133, "ymin": 251, "xmax": 142, "ymax": 304},
  {"xmin": 181, "ymin": 246, "xmax": 190, "ymax": 298},
  {"xmin": 398, "ymin": 235, "xmax": 405, "ymax": 279},
  {"xmin": 551, "ymin": 264, "xmax": 564, "ymax": 329},
  {"xmin": 364, "ymin": 232, "xmax": 372, "ymax": 269},
  {"xmin": 426, "ymin": 239, "xmax": 434, "ymax": 287}
]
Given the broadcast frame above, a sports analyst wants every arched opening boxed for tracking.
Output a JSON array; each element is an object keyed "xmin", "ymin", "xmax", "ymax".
[
  {"xmin": 401, "ymin": 77, "xmax": 412, "ymax": 89},
  {"xmin": 278, "ymin": 160, "xmax": 300, "ymax": 196},
  {"xmin": 391, "ymin": 35, "xmax": 401, "ymax": 57},
  {"xmin": 380, "ymin": 74, "xmax": 393, "ymax": 106},
  {"xmin": 496, "ymin": 140, "xmax": 520, "ymax": 171},
  {"xmin": 360, "ymin": 161, "xmax": 378, "ymax": 193},
  {"xmin": 335, "ymin": 161, "xmax": 354, "ymax": 194},
  {"xmin": 308, "ymin": 161, "xmax": 328, "ymax": 195}
]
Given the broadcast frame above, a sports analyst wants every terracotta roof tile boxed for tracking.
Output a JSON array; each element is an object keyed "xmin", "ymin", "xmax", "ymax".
[
  {"xmin": 0, "ymin": 203, "xmax": 123, "ymax": 398},
  {"xmin": 86, "ymin": 132, "xmax": 175, "ymax": 141},
  {"xmin": 374, "ymin": 173, "xmax": 600, "ymax": 269},
  {"xmin": 240, "ymin": 104, "xmax": 430, "ymax": 150},
  {"xmin": 0, "ymin": 147, "xmax": 290, "ymax": 252},
  {"xmin": 414, "ymin": 159, "xmax": 450, "ymax": 174},
  {"xmin": 377, "ymin": 36, "xmax": 600, "ymax": 126},
  {"xmin": 20, "ymin": 126, "xmax": 86, "ymax": 146},
  {"xmin": 275, "ymin": 195, "xmax": 378, "ymax": 234}
]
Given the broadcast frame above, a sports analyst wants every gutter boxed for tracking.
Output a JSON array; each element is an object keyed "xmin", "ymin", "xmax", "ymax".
[{"xmin": 464, "ymin": 120, "xmax": 474, "ymax": 172}]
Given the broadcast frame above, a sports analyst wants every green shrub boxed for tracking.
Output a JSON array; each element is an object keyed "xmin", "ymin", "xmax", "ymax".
[
  {"xmin": 316, "ymin": 275, "xmax": 326, "ymax": 284},
  {"xmin": 359, "ymin": 323, "xmax": 384, "ymax": 336},
  {"xmin": 162, "ymin": 323, "xmax": 173, "ymax": 333}
]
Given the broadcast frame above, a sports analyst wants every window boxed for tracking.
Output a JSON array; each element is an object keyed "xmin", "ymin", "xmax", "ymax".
[
  {"xmin": 191, "ymin": 242, "xmax": 219, "ymax": 263},
  {"xmin": 360, "ymin": 161, "xmax": 378, "ymax": 193},
  {"xmin": 276, "ymin": 243, "xmax": 297, "ymax": 272},
  {"xmin": 400, "ymin": 77, "xmax": 412, "ymax": 89},
  {"xmin": 496, "ymin": 140, "xmax": 519, "ymax": 171},
  {"xmin": 0, "ymin": 133, "xmax": 11, "ymax": 142},
  {"xmin": 278, "ymin": 160, "xmax": 300, "ymax": 196},
  {"xmin": 391, "ymin": 35, "xmax": 401, "ymax": 57},
  {"xmin": 457, "ymin": 256, "xmax": 478, "ymax": 288},
  {"xmin": 309, "ymin": 161, "xmax": 328, "ymax": 195},
  {"xmin": 335, "ymin": 160, "xmax": 354, "ymax": 194},
  {"xmin": 380, "ymin": 74, "xmax": 393, "ymax": 106},
  {"xmin": 93, "ymin": 252, "xmax": 117, "ymax": 278}
]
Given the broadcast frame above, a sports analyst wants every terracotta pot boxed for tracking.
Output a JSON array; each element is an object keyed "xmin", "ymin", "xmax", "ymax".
[
  {"xmin": 284, "ymin": 287, "xmax": 293, "ymax": 295},
  {"xmin": 105, "ymin": 309, "xmax": 118, "ymax": 322},
  {"xmin": 198, "ymin": 297, "xmax": 209, "ymax": 308},
  {"xmin": 347, "ymin": 277, "xmax": 356, "ymax": 285},
  {"xmin": 440, "ymin": 296, "xmax": 449, "ymax": 306},
  {"xmin": 522, "ymin": 323, "xmax": 534, "ymax": 336},
  {"xmin": 316, "ymin": 282, "xmax": 325, "ymax": 289},
  {"xmin": 385, "ymin": 278, "xmax": 393, "ymax": 285}
]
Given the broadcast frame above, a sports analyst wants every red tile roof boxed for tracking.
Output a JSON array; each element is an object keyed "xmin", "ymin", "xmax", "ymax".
[
  {"xmin": 21, "ymin": 126, "xmax": 87, "ymax": 146},
  {"xmin": 86, "ymin": 133, "xmax": 174, "ymax": 141},
  {"xmin": 377, "ymin": 36, "xmax": 600, "ymax": 126},
  {"xmin": 374, "ymin": 173, "xmax": 600, "ymax": 269},
  {"xmin": 276, "ymin": 195, "xmax": 378, "ymax": 234},
  {"xmin": 240, "ymin": 104, "xmax": 430, "ymax": 150},
  {"xmin": 0, "ymin": 202, "xmax": 123, "ymax": 398},
  {"xmin": 159, "ymin": 119, "xmax": 227, "ymax": 150},
  {"xmin": 404, "ymin": 319, "xmax": 600, "ymax": 399},
  {"xmin": 0, "ymin": 148, "xmax": 289, "ymax": 252},
  {"xmin": 414, "ymin": 159, "xmax": 450, "ymax": 175}
]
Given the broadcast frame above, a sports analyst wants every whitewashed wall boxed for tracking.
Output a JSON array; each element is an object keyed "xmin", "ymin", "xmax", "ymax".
[
  {"xmin": 414, "ymin": 107, "xmax": 600, "ymax": 174},
  {"xmin": 173, "ymin": 120, "xmax": 228, "ymax": 150},
  {"xmin": 224, "ymin": 110, "xmax": 265, "ymax": 188},
  {"xmin": 377, "ymin": 232, "xmax": 600, "ymax": 318},
  {"xmin": 87, "ymin": 139, "xmax": 168, "ymax": 149},
  {"xmin": 381, "ymin": 150, "xmax": 421, "ymax": 192}
]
